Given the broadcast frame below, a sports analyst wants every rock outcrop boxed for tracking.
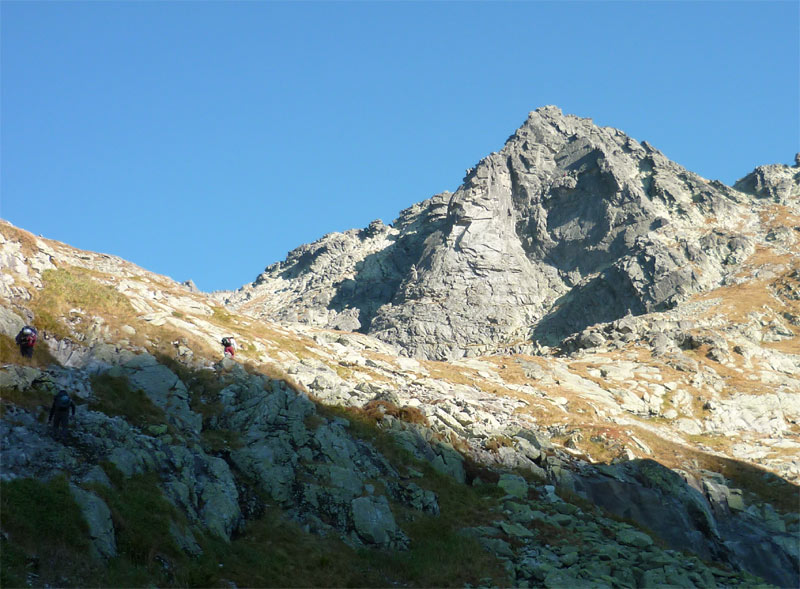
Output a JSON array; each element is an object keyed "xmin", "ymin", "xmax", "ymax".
[{"xmin": 734, "ymin": 156, "xmax": 800, "ymax": 202}]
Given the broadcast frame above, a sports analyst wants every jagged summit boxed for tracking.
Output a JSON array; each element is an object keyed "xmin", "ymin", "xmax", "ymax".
[{"xmin": 224, "ymin": 107, "xmax": 797, "ymax": 360}]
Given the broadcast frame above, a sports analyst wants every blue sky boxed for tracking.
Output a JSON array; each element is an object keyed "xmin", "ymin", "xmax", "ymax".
[{"xmin": 2, "ymin": 1, "xmax": 798, "ymax": 292}]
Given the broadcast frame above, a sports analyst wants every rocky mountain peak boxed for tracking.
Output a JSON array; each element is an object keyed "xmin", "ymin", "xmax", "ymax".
[{"xmin": 224, "ymin": 106, "xmax": 793, "ymax": 361}]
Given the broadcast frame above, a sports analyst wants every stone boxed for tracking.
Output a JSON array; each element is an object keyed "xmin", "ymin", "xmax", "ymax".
[
  {"xmin": 478, "ymin": 537, "xmax": 514, "ymax": 559},
  {"xmin": 616, "ymin": 528, "xmax": 654, "ymax": 548},
  {"xmin": 430, "ymin": 447, "xmax": 466, "ymax": 483},
  {"xmin": 498, "ymin": 473, "xmax": 529, "ymax": 499},
  {"xmin": 498, "ymin": 520, "xmax": 535, "ymax": 538},
  {"xmin": 121, "ymin": 356, "xmax": 202, "ymax": 433},
  {"xmin": 544, "ymin": 567, "xmax": 595, "ymax": 588},
  {"xmin": 69, "ymin": 485, "xmax": 117, "ymax": 559},
  {"xmin": 0, "ymin": 307, "xmax": 25, "ymax": 339},
  {"xmin": 80, "ymin": 465, "xmax": 112, "ymax": 488},
  {"xmin": 351, "ymin": 495, "xmax": 399, "ymax": 546}
]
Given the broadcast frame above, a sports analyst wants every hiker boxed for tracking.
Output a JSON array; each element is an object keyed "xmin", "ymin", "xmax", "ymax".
[
  {"xmin": 48, "ymin": 390, "xmax": 76, "ymax": 442},
  {"xmin": 221, "ymin": 336, "xmax": 236, "ymax": 358},
  {"xmin": 15, "ymin": 325, "xmax": 37, "ymax": 358}
]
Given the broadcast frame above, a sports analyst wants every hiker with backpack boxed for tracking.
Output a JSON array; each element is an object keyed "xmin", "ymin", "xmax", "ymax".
[
  {"xmin": 15, "ymin": 325, "xmax": 37, "ymax": 358},
  {"xmin": 221, "ymin": 336, "xmax": 236, "ymax": 358},
  {"xmin": 48, "ymin": 390, "xmax": 76, "ymax": 442}
]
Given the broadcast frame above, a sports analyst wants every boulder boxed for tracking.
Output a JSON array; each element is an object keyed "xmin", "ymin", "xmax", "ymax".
[
  {"xmin": 0, "ymin": 307, "xmax": 25, "ymax": 339},
  {"xmin": 69, "ymin": 485, "xmax": 117, "ymax": 559},
  {"xmin": 351, "ymin": 495, "xmax": 403, "ymax": 547},
  {"xmin": 498, "ymin": 473, "xmax": 529, "ymax": 499}
]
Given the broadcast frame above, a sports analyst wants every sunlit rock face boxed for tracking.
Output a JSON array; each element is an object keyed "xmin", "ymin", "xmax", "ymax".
[{"xmin": 229, "ymin": 106, "xmax": 797, "ymax": 360}]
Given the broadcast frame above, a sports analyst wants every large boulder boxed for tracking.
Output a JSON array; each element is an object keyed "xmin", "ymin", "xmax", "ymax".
[
  {"xmin": 572, "ymin": 459, "xmax": 799, "ymax": 587},
  {"xmin": 69, "ymin": 485, "xmax": 117, "ymax": 559},
  {"xmin": 351, "ymin": 495, "xmax": 406, "ymax": 548}
]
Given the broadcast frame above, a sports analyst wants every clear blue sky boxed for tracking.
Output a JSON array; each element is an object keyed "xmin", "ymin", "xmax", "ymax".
[{"xmin": 2, "ymin": 1, "xmax": 798, "ymax": 292}]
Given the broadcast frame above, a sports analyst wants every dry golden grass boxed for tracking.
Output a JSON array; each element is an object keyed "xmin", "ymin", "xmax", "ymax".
[
  {"xmin": 758, "ymin": 204, "xmax": 800, "ymax": 240},
  {"xmin": 693, "ymin": 242, "xmax": 799, "ymax": 326},
  {"xmin": 28, "ymin": 267, "xmax": 138, "ymax": 340},
  {"xmin": 360, "ymin": 399, "xmax": 430, "ymax": 427},
  {"xmin": 483, "ymin": 354, "xmax": 549, "ymax": 386},
  {"xmin": 360, "ymin": 350, "xmax": 406, "ymax": 372},
  {"xmin": 252, "ymin": 327, "xmax": 321, "ymax": 361},
  {"xmin": 421, "ymin": 360, "xmax": 483, "ymax": 388},
  {"xmin": 624, "ymin": 424, "xmax": 799, "ymax": 512},
  {"xmin": 0, "ymin": 222, "xmax": 42, "ymax": 258}
]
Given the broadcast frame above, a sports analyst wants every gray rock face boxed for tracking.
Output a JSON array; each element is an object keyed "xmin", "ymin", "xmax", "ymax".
[
  {"xmin": 228, "ymin": 106, "xmax": 776, "ymax": 359},
  {"xmin": 120, "ymin": 353, "xmax": 202, "ymax": 434}
]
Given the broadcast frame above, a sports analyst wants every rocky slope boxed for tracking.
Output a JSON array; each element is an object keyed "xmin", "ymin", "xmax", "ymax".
[
  {"xmin": 1, "ymin": 106, "xmax": 799, "ymax": 587},
  {"xmin": 1, "ymin": 214, "xmax": 799, "ymax": 587},
  {"xmin": 223, "ymin": 106, "xmax": 799, "ymax": 360}
]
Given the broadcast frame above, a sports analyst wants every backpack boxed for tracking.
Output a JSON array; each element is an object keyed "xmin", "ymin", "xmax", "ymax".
[
  {"xmin": 55, "ymin": 392, "xmax": 71, "ymax": 409},
  {"xmin": 18, "ymin": 326, "xmax": 36, "ymax": 347},
  {"xmin": 221, "ymin": 337, "xmax": 231, "ymax": 347}
]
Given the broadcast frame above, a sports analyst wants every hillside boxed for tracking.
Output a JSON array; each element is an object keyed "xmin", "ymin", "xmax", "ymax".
[{"xmin": 1, "ymin": 108, "xmax": 799, "ymax": 588}]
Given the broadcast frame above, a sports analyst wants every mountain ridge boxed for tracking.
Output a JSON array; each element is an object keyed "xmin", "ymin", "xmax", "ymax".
[{"xmin": 224, "ymin": 106, "xmax": 799, "ymax": 360}]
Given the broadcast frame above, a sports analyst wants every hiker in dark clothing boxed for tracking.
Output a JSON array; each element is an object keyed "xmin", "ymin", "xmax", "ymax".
[
  {"xmin": 48, "ymin": 390, "xmax": 76, "ymax": 442},
  {"xmin": 15, "ymin": 325, "xmax": 37, "ymax": 358}
]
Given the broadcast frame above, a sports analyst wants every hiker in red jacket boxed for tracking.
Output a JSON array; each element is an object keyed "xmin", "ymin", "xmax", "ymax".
[
  {"xmin": 15, "ymin": 326, "xmax": 37, "ymax": 358},
  {"xmin": 222, "ymin": 336, "xmax": 236, "ymax": 358}
]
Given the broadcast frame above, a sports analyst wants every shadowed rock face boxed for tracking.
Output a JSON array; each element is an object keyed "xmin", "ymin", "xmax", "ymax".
[
  {"xmin": 571, "ymin": 459, "xmax": 800, "ymax": 589},
  {"xmin": 227, "ymin": 106, "xmax": 795, "ymax": 359}
]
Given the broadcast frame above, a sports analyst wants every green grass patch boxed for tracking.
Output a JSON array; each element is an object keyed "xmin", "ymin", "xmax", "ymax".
[
  {"xmin": 90, "ymin": 466, "xmax": 181, "ymax": 566},
  {"xmin": 89, "ymin": 372, "xmax": 169, "ymax": 431},
  {"xmin": 201, "ymin": 428, "xmax": 244, "ymax": 453},
  {"xmin": 312, "ymin": 401, "xmax": 509, "ymax": 585},
  {"xmin": 0, "ymin": 385, "xmax": 53, "ymax": 420},
  {"xmin": 179, "ymin": 506, "xmax": 390, "ymax": 588},
  {"xmin": 211, "ymin": 306, "xmax": 237, "ymax": 326},
  {"xmin": 0, "ymin": 476, "xmax": 91, "ymax": 587},
  {"xmin": 30, "ymin": 267, "xmax": 136, "ymax": 339},
  {"xmin": 373, "ymin": 514, "xmax": 508, "ymax": 587}
]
